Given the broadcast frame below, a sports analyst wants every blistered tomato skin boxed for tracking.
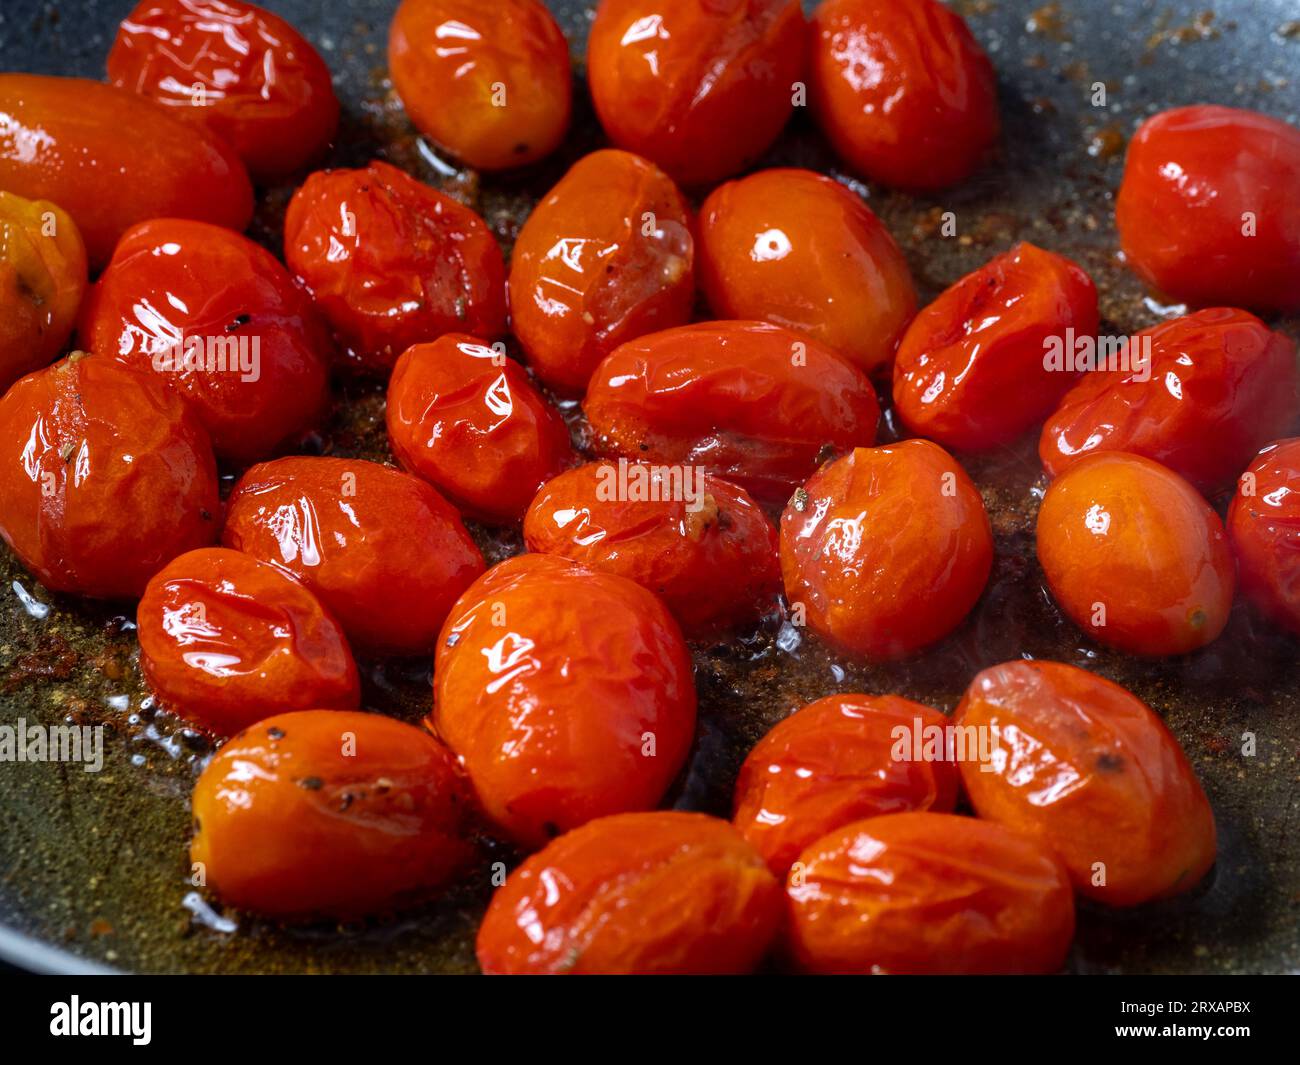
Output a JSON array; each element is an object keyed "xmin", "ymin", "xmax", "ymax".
[
  {"xmin": 386, "ymin": 335, "xmax": 575, "ymax": 523},
  {"xmin": 434, "ymin": 553, "xmax": 696, "ymax": 850},
  {"xmin": 476, "ymin": 811, "xmax": 780, "ymax": 975},
  {"xmin": 780, "ymin": 440, "xmax": 993, "ymax": 660},
  {"xmin": 284, "ymin": 160, "xmax": 507, "ymax": 373},
  {"xmin": 584, "ymin": 321, "xmax": 880, "ymax": 505},
  {"xmin": 1036, "ymin": 453, "xmax": 1235, "ymax": 656},
  {"xmin": 893, "ymin": 242, "xmax": 1100, "ymax": 452},
  {"xmin": 586, "ymin": 0, "xmax": 806, "ymax": 187},
  {"xmin": 1228, "ymin": 439, "xmax": 1300, "ymax": 636},
  {"xmin": 107, "ymin": 0, "xmax": 340, "ymax": 182},
  {"xmin": 137, "ymin": 548, "xmax": 360, "ymax": 736},
  {"xmin": 809, "ymin": 0, "xmax": 999, "ymax": 191},
  {"xmin": 1116, "ymin": 105, "xmax": 1300, "ymax": 314},
  {"xmin": 222, "ymin": 457, "xmax": 485, "ymax": 655},
  {"xmin": 507, "ymin": 149, "xmax": 694, "ymax": 395},
  {"xmin": 389, "ymin": 0, "xmax": 571, "ymax": 171},
  {"xmin": 955, "ymin": 660, "xmax": 1217, "ymax": 907},
  {"xmin": 1040, "ymin": 308, "xmax": 1298, "ymax": 495},
  {"xmin": 0, "ymin": 75, "xmax": 253, "ymax": 269},
  {"xmin": 786, "ymin": 812, "xmax": 1074, "ymax": 975},
  {"xmin": 0, "ymin": 354, "xmax": 219, "ymax": 600},
  {"xmin": 523, "ymin": 462, "xmax": 780, "ymax": 636},
  {"xmin": 732, "ymin": 694, "xmax": 959, "ymax": 877},
  {"xmin": 191, "ymin": 710, "xmax": 474, "ymax": 919}
]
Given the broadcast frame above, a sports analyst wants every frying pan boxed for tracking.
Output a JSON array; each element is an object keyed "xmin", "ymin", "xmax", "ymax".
[{"xmin": 0, "ymin": 0, "xmax": 1296, "ymax": 975}]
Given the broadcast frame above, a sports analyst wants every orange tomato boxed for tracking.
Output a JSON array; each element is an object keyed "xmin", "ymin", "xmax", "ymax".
[{"xmin": 1228, "ymin": 438, "xmax": 1300, "ymax": 636}]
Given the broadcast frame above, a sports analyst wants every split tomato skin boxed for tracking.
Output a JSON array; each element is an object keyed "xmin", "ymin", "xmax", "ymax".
[{"xmin": 1228, "ymin": 438, "xmax": 1300, "ymax": 636}]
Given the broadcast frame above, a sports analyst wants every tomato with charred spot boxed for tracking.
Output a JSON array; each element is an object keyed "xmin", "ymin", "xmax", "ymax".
[{"xmin": 1228, "ymin": 438, "xmax": 1300, "ymax": 636}]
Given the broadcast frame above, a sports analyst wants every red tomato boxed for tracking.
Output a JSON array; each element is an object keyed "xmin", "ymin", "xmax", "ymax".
[
  {"xmin": 1228, "ymin": 438, "xmax": 1300, "ymax": 636},
  {"xmin": 893, "ymin": 242, "xmax": 1099, "ymax": 452}
]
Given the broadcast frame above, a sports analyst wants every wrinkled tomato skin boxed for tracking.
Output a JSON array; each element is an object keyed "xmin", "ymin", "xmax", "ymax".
[
  {"xmin": 433, "ymin": 553, "xmax": 696, "ymax": 850},
  {"xmin": 894, "ymin": 242, "xmax": 1099, "ymax": 452},
  {"xmin": 733, "ymin": 694, "xmax": 959, "ymax": 877},
  {"xmin": 1040, "ymin": 308, "xmax": 1298, "ymax": 496},
  {"xmin": 780, "ymin": 440, "xmax": 993, "ymax": 659},
  {"xmin": 477, "ymin": 811, "xmax": 780, "ymax": 974},
  {"xmin": 1228, "ymin": 438, "xmax": 1300, "ymax": 636},
  {"xmin": 137, "ymin": 547, "xmax": 360, "ymax": 736},
  {"xmin": 955, "ymin": 660, "xmax": 1217, "ymax": 907},
  {"xmin": 698, "ymin": 168, "xmax": 916, "ymax": 377},
  {"xmin": 1116, "ymin": 105, "xmax": 1300, "ymax": 314},
  {"xmin": 284, "ymin": 160, "xmax": 507, "ymax": 373},
  {"xmin": 0, "ymin": 354, "xmax": 219, "ymax": 599},
  {"xmin": 222, "ymin": 456, "xmax": 485, "ymax": 655},
  {"xmin": 523, "ymin": 462, "xmax": 780, "ymax": 636},
  {"xmin": 785, "ymin": 812, "xmax": 1074, "ymax": 975},
  {"xmin": 809, "ymin": 0, "xmax": 999, "ymax": 191},
  {"xmin": 507, "ymin": 149, "xmax": 694, "ymax": 396},
  {"xmin": 77, "ymin": 218, "xmax": 332, "ymax": 465},
  {"xmin": 107, "ymin": 0, "xmax": 340, "ymax": 182},
  {"xmin": 586, "ymin": 0, "xmax": 806, "ymax": 188},
  {"xmin": 1036, "ymin": 452, "xmax": 1235, "ymax": 656},
  {"xmin": 389, "ymin": 0, "xmax": 571, "ymax": 172},
  {"xmin": 386, "ymin": 335, "xmax": 575, "ymax": 522},
  {"xmin": 191, "ymin": 710, "xmax": 474, "ymax": 919},
  {"xmin": 0, "ymin": 75, "xmax": 253, "ymax": 269},
  {"xmin": 584, "ymin": 321, "xmax": 880, "ymax": 505}
]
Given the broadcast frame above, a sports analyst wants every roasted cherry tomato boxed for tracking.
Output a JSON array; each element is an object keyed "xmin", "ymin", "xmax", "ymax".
[
  {"xmin": 107, "ymin": 0, "xmax": 339, "ymax": 182},
  {"xmin": 1116, "ymin": 105, "xmax": 1300, "ymax": 314},
  {"xmin": 809, "ymin": 0, "xmax": 999, "ymax": 190},
  {"xmin": 477, "ymin": 811, "xmax": 780, "ymax": 974},
  {"xmin": 222, "ymin": 456, "xmax": 485, "ymax": 655},
  {"xmin": 1040, "ymin": 308, "xmax": 1298, "ymax": 495},
  {"xmin": 780, "ymin": 440, "xmax": 992, "ymax": 659},
  {"xmin": 77, "ymin": 218, "xmax": 332, "ymax": 465},
  {"xmin": 893, "ymin": 242, "xmax": 1099, "ymax": 452},
  {"xmin": 386, "ymin": 335, "xmax": 575, "ymax": 522},
  {"xmin": 955, "ymin": 660, "xmax": 1217, "ymax": 907},
  {"xmin": 698, "ymin": 168, "xmax": 916, "ymax": 377},
  {"xmin": 507, "ymin": 149, "xmax": 694, "ymax": 395},
  {"xmin": 733, "ymin": 694, "xmax": 959, "ymax": 876},
  {"xmin": 785, "ymin": 812, "xmax": 1074, "ymax": 975},
  {"xmin": 192, "ymin": 710, "xmax": 473, "ymax": 918},
  {"xmin": 284, "ymin": 160, "xmax": 507, "ymax": 373},
  {"xmin": 0, "ymin": 353, "xmax": 219, "ymax": 599},
  {"xmin": 138, "ymin": 547, "xmax": 360, "ymax": 736},
  {"xmin": 1228, "ymin": 438, "xmax": 1300, "ymax": 636},
  {"xmin": 1036, "ymin": 452, "xmax": 1235, "ymax": 656},
  {"xmin": 389, "ymin": 0, "xmax": 571, "ymax": 171},
  {"xmin": 523, "ymin": 461, "xmax": 780, "ymax": 636},
  {"xmin": 0, "ymin": 75, "xmax": 253, "ymax": 269},
  {"xmin": 584, "ymin": 321, "xmax": 880, "ymax": 505},
  {"xmin": 433, "ymin": 553, "xmax": 696, "ymax": 849}
]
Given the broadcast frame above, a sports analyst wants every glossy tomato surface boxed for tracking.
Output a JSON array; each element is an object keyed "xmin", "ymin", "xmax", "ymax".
[{"xmin": 1228, "ymin": 438, "xmax": 1300, "ymax": 635}]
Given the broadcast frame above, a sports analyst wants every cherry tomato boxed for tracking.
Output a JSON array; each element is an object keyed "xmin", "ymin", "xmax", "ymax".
[
  {"xmin": 507, "ymin": 149, "xmax": 694, "ymax": 395},
  {"xmin": 0, "ymin": 75, "xmax": 253, "ymax": 269},
  {"xmin": 586, "ymin": 0, "xmax": 806, "ymax": 186},
  {"xmin": 386, "ymin": 334, "xmax": 575, "ymax": 522},
  {"xmin": 1036, "ymin": 452, "xmax": 1235, "ymax": 656},
  {"xmin": 1116, "ymin": 105, "xmax": 1300, "ymax": 314},
  {"xmin": 137, "ymin": 547, "xmax": 360, "ymax": 736},
  {"xmin": 1228, "ymin": 438, "xmax": 1300, "ymax": 636},
  {"xmin": 523, "ymin": 461, "xmax": 780, "ymax": 636},
  {"xmin": 191, "ymin": 710, "xmax": 473, "ymax": 918},
  {"xmin": 809, "ymin": 0, "xmax": 999, "ymax": 190},
  {"xmin": 733, "ymin": 694, "xmax": 959, "ymax": 876},
  {"xmin": 780, "ymin": 439, "xmax": 993, "ymax": 659},
  {"xmin": 433, "ymin": 553, "xmax": 696, "ymax": 849},
  {"xmin": 584, "ymin": 321, "xmax": 880, "ymax": 505},
  {"xmin": 107, "ymin": 0, "xmax": 339, "ymax": 182},
  {"xmin": 0, "ymin": 353, "xmax": 219, "ymax": 599},
  {"xmin": 389, "ymin": 0, "xmax": 571, "ymax": 171},
  {"xmin": 893, "ymin": 242, "xmax": 1099, "ymax": 452},
  {"xmin": 476, "ymin": 811, "xmax": 780, "ymax": 974},
  {"xmin": 284, "ymin": 160, "xmax": 507, "ymax": 373},
  {"xmin": 222, "ymin": 456, "xmax": 485, "ymax": 655},
  {"xmin": 697, "ymin": 168, "xmax": 917, "ymax": 377},
  {"xmin": 785, "ymin": 812, "xmax": 1074, "ymax": 975}
]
